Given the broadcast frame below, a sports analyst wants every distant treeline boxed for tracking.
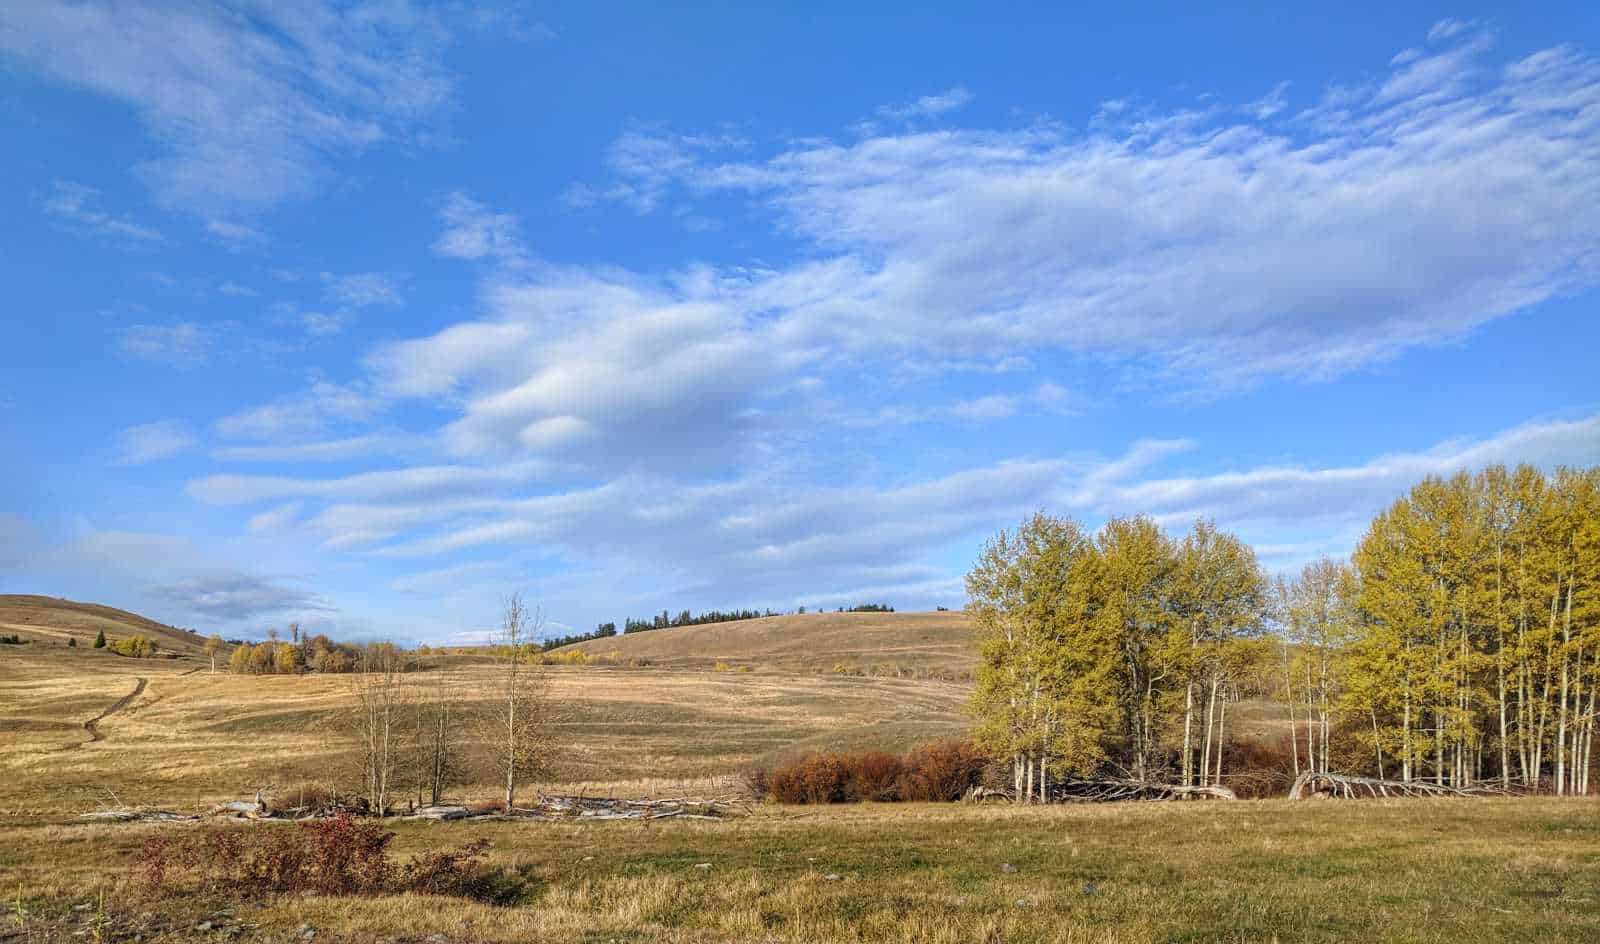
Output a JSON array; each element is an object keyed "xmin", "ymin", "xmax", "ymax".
[
  {"xmin": 534, "ymin": 602, "xmax": 897, "ymax": 650},
  {"xmin": 624, "ymin": 608, "xmax": 783, "ymax": 634}
]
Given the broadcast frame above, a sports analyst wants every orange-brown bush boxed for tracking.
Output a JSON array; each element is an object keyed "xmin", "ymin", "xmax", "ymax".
[
  {"xmin": 765, "ymin": 741, "xmax": 992, "ymax": 804},
  {"xmin": 895, "ymin": 740, "xmax": 990, "ymax": 802},
  {"xmin": 769, "ymin": 752, "xmax": 850, "ymax": 804},
  {"xmin": 137, "ymin": 813, "xmax": 509, "ymax": 902},
  {"xmin": 845, "ymin": 751, "xmax": 904, "ymax": 801}
]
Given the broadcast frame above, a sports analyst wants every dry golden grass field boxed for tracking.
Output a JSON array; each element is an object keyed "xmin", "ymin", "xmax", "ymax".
[
  {"xmin": 3, "ymin": 596, "xmax": 1598, "ymax": 942},
  {"xmin": 3, "ymin": 799, "xmax": 1597, "ymax": 942},
  {"xmin": 0, "ymin": 598, "xmax": 971, "ymax": 813},
  {"xmin": 555, "ymin": 609, "xmax": 978, "ymax": 676}
]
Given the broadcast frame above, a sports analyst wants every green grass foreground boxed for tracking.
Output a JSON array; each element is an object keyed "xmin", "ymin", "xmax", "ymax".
[{"xmin": 3, "ymin": 798, "xmax": 1597, "ymax": 942}]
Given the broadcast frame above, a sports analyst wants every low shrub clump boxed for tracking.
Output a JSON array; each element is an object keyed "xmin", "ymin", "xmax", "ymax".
[
  {"xmin": 1220, "ymin": 737, "xmax": 1298, "ymax": 799},
  {"xmin": 137, "ymin": 813, "xmax": 518, "ymax": 903},
  {"xmin": 108, "ymin": 635, "xmax": 157, "ymax": 658},
  {"xmin": 269, "ymin": 781, "xmax": 337, "ymax": 814},
  {"xmin": 894, "ymin": 740, "xmax": 991, "ymax": 802},
  {"xmin": 763, "ymin": 740, "xmax": 991, "ymax": 804}
]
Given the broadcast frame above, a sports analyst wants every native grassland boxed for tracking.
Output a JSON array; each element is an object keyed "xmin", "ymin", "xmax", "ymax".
[
  {"xmin": 4, "ymin": 598, "xmax": 1598, "ymax": 942},
  {"xmin": 3, "ymin": 800, "xmax": 1598, "ymax": 942},
  {"xmin": 0, "ymin": 610, "xmax": 971, "ymax": 813},
  {"xmin": 555, "ymin": 608, "xmax": 978, "ymax": 675}
]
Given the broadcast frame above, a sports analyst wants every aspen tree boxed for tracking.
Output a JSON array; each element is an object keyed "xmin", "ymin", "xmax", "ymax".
[{"xmin": 487, "ymin": 593, "xmax": 557, "ymax": 811}]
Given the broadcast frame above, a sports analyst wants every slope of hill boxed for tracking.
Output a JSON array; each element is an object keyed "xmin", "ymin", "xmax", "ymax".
[
  {"xmin": 555, "ymin": 609, "xmax": 978, "ymax": 676},
  {"xmin": 0, "ymin": 594, "xmax": 209, "ymax": 656}
]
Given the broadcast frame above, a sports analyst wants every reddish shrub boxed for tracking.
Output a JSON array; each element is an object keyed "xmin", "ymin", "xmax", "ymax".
[
  {"xmin": 762, "ymin": 741, "xmax": 993, "ymax": 804},
  {"xmin": 896, "ymin": 740, "xmax": 990, "ymax": 802},
  {"xmin": 845, "ymin": 751, "xmax": 903, "ymax": 802},
  {"xmin": 137, "ymin": 813, "xmax": 506, "ymax": 901},
  {"xmin": 769, "ymin": 753, "xmax": 850, "ymax": 804}
]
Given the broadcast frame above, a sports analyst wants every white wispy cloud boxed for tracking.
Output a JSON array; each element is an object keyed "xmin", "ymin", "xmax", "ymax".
[
  {"xmin": 42, "ymin": 180, "xmax": 162, "ymax": 243},
  {"xmin": 212, "ymin": 434, "xmax": 409, "ymax": 464},
  {"xmin": 205, "ymin": 219, "xmax": 266, "ymax": 248},
  {"xmin": 119, "ymin": 323, "xmax": 212, "ymax": 368},
  {"xmin": 215, "ymin": 380, "xmax": 378, "ymax": 440},
  {"xmin": 203, "ymin": 412, "xmax": 1599, "ymax": 610},
  {"xmin": 300, "ymin": 311, "xmax": 350, "ymax": 337},
  {"xmin": 878, "ymin": 86, "xmax": 975, "ymax": 120},
  {"xmin": 248, "ymin": 502, "xmax": 304, "ymax": 534},
  {"xmin": 434, "ymin": 191, "xmax": 526, "ymax": 261},
  {"xmin": 189, "ymin": 460, "xmax": 557, "ymax": 506},
  {"xmin": 0, "ymin": 0, "xmax": 462, "ymax": 214},
  {"xmin": 581, "ymin": 25, "xmax": 1599, "ymax": 391},
  {"xmin": 322, "ymin": 272, "xmax": 404, "ymax": 308},
  {"xmin": 115, "ymin": 420, "xmax": 196, "ymax": 465}
]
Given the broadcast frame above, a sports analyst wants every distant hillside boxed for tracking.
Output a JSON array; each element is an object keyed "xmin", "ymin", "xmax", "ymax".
[
  {"xmin": 0, "ymin": 594, "xmax": 209, "ymax": 656},
  {"xmin": 554, "ymin": 609, "xmax": 978, "ymax": 676}
]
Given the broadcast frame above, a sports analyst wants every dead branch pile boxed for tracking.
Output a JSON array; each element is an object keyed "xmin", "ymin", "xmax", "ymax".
[
  {"xmin": 78, "ymin": 809, "xmax": 197, "ymax": 823},
  {"xmin": 963, "ymin": 780, "xmax": 1238, "ymax": 803},
  {"xmin": 503, "ymin": 793, "xmax": 740, "ymax": 821},
  {"xmin": 400, "ymin": 794, "xmax": 743, "ymax": 821},
  {"xmin": 1049, "ymin": 779, "xmax": 1238, "ymax": 802},
  {"xmin": 1288, "ymin": 771, "xmax": 1512, "ymax": 800},
  {"xmin": 83, "ymin": 792, "xmax": 741, "ymax": 825}
]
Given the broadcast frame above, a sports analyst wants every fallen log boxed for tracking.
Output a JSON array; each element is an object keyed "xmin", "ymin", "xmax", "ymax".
[
  {"xmin": 79, "ymin": 809, "xmax": 196, "ymax": 823},
  {"xmin": 962, "ymin": 786, "xmax": 1013, "ymax": 804},
  {"xmin": 403, "ymin": 804, "xmax": 475, "ymax": 821},
  {"xmin": 1287, "ymin": 771, "xmax": 1510, "ymax": 800}
]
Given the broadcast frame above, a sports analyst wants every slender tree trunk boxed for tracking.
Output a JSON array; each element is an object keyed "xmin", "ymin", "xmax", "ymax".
[
  {"xmin": 1182, "ymin": 682, "xmax": 1196, "ymax": 787},
  {"xmin": 1284, "ymin": 647, "xmax": 1301, "ymax": 778},
  {"xmin": 1556, "ymin": 576, "xmax": 1573, "ymax": 795},
  {"xmin": 1402, "ymin": 678, "xmax": 1412, "ymax": 783},
  {"xmin": 1201, "ymin": 675, "xmax": 1218, "ymax": 787},
  {"xmin": 1495, "ymin": 547, "xmax": 1511, "ymax": 789},
  {"xmin": 1371, "ymin": 706, "xmax": 1385, "ymax": 779},
  {"xmin": 1214, "ymin": 687, "xmax": 1228, "ymax": 786}
]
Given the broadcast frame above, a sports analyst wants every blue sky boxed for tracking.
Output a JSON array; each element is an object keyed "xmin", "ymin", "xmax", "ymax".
[{"xmin": 2, "ymin": 2, "xmax": 1597, "ymax": 644}]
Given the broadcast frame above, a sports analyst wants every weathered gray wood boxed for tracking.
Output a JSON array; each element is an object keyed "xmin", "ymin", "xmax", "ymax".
[{"xmin": 1288, "ymin": 771, "xmax": 1509, "ymax": 800}]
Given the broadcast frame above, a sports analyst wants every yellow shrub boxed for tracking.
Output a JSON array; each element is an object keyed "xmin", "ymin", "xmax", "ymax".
[{"xmin": 109, "ymin": 635, "xmax": 157, "ymax": 658}]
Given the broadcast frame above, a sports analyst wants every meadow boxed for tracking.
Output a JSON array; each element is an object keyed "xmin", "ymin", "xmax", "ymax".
[
  {"xmin": 3, "ymin": 597, "xmax": 1598, "ymax": 942},
  {"xmin": 4, "ymin": 800, "xmax": 1598, "ymax": 942}
]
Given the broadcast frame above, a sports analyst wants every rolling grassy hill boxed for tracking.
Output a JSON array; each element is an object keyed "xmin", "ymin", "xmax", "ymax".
[
  {"xmin": 0, "ymin": 594, "xmax": 211, "ymax": 656},
  {"xmin": 0, "ymin": 599, "xmax": 977, "ymax": 811},
  {"xmin": 553, "ymin": 609, "xmax": 978, "ymax": 676}
]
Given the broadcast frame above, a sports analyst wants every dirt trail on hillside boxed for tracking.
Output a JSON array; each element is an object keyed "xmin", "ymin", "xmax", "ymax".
[{"xmin": 79, "ymin": 677, "xmax": 146, "ymax": 745}]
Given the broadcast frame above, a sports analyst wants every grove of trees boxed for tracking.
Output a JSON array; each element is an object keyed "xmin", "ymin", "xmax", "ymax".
[
  {"xmin": 228, "ymin": 634, "xmax": 363, "ymax": 675},
  {"xmin": 969, "ymin": 464, "xmax": 1599, "ymax": 797},
  {"xmin": 342, "ymin": 603, "xmax": 558, "ymax": 814}
]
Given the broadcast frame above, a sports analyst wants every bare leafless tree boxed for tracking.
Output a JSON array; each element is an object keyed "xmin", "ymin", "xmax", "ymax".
[
  {"xmin": 414, "ymin": 659, "xmax": 464, "ymax": 807},
  {"xmin": 351, "ymin": 642, "xmax": 411, "ymax": 814},
  {"xmin": 485, "ymin": 593, "xmax": 557, "ymax": 811}
]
